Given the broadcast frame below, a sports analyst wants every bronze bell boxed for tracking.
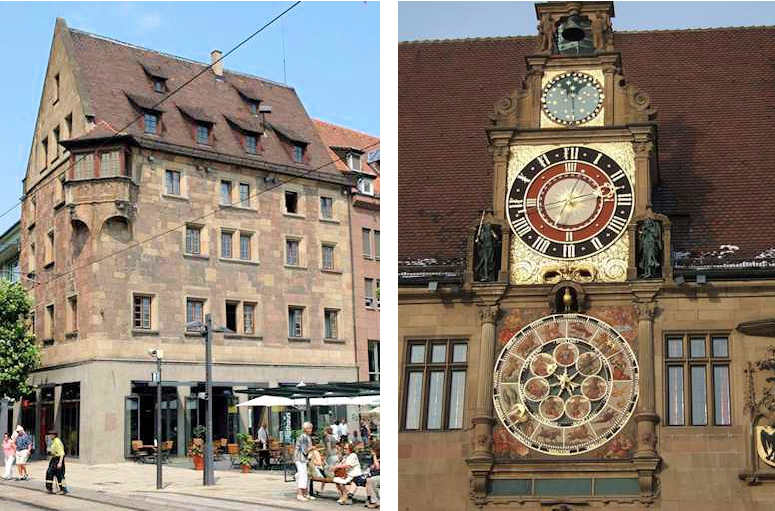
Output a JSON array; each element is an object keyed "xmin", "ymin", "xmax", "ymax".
[{"xmin": 561, "ymin": 15, "xmax": 587, "ymax": 42}]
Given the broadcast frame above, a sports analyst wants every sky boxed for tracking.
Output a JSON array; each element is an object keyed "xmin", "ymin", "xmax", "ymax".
[
  {"xmin": 0, "ymin": 1, "xmax": 378, "ymax": 234},
  {"xmin": 399, "ymin": 1, "xmax": 775, "ymax": 41}
]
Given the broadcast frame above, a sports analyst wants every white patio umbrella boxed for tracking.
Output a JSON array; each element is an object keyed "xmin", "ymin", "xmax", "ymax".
[
  {"xmin": 351, "ymin": 395, "xmax": 380, "ymax": 406},
  {"xmin": 237, "ymin": 395, "xmax": 300, "ymax": 407}
]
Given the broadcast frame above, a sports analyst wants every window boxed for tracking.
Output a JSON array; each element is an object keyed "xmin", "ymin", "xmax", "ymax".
[
  {"xmin": 225, "ymin": 302, "xmax": 237, "ymax": 332},
  {"xmin": 100, "ymin": 150, "xmax": 121, "ymax": 177},
  {"xmin": 376, "ymin": 279, "xmax": 380, "ymax": 308},
  {"xmin": 30, "ymin": 311, "xmax": 35, "ymax": 336},
  {"xmin": 41, "ymin": 137, "xmax": 48, "ymax": 169},
  {"xmin": 403, "ymin": 339, "xmax": 468, "ymax": 431},
  {"xmin": 221, "ymin": 230, "xmax": 233, "ymax": 258},
  {"xmin": 53, "ymin": 127, "xmax": 60, "ymax": 161},
  {"xmin": 65, "ymin": 114, "xmax": 72, "ymax": 139},
  {"xmin": 239, "ymin": 183, "xmax": 250, "ymax": 207},
  {"xmin": 165, "ymin": 170, "xmax": 181, "ymax": 195},
  {"xmin": 144, "ymin": 113, "xmax": 158, "ymax": 134},
  {"xmin": 324, "ymin": 309, "xmax": 338, "ymax": 339},
  {"xmin": 186, "ymin": 298, "xmax": 204, "ymax": 329},
  {"xmin": 67, "ymin": 296, "xmax": 78, "ymax": 332},
  {"xmin": 322, "ymin": 244, "xmax": 335, "ymax": 270},
  {"xmin": 347, "ymin": 152, "xmax": 361, "ymax": 171},
  {"xmin": 249, "ymin": 102, "xmax": 258, "ymax": 115},
  {"xmin": 239, "ymin": 233, "xmax": 251, "ymax": 260},
  {"xmin": 358, "ymin": 177, "xmax": 374, "ymax": 196},
  {"xmin": 220, "ymin": 180, "xmax": 232, "ymax": 205},
  {"xmin": 368, "ymin": 341, "xmax": 380, "ymax": 382},
  {"xmin": 362, "ymin": 229, "xmax": 372, "ymax": 258},
  {"xmin": 133, "ymin": 295, "xmax": 152, "ymax": 330},
  {"xmin": 245, "ymin": 134, "xmax": 257, "ymax": 154},
  {"xmin": 320, "ymin": 196, "xmax": 333, "ymax": 219},
  {"xmin": 45, "ymin": 304, "xmax": 55, "ymax": 341},
  {"xmin": 243, "ymin": 303, "xmax": 255, "ymax": 335},
  {"xmin": 196, "ymin": 124, "xmax": 210, "ymax": 145},
  {"xmin": 285, "ymin": 191, "xmax": 299, "ymax": 214},
  {"xmin": 153, "ymin": 79, "xmax": 165, "ymax": 93},
  {"xmin": 374, "ymin": 231, "xmax": 380, "ymax": 259},
  {"xmin": 286, "ymin": 239, "xmax": 300, "ymax": 266},
  {"xmin": 288, "ymin": 307, "xmax": 304, "ymax": 338},
  {"xmin": 73, "ymin": 153, "xmax": 94, "ymax": 179},
  {"xmin": 29, "ymin": 243, "xmax": 36, "ymax": 273},
  {"xmin": 292, "ymin": 144, "xmax": 304, "ymax": 163},
  {"xmin": 665, "ymin": 333, "xmax": 731, "ymax": 426},
  {"xmin": 53, "ymin": 73, "xmax": 59, "ymax": 103},
  {"xmin": 185, "ymin": 225, "xmax": 201, "ymax": 255},
  {"xmin": 46, "ymin": 231, "xmax": 55, "ymax": 265},
  {"xmin": 365, "ymin": 278, "xmax": 375, "ymax": 307}
]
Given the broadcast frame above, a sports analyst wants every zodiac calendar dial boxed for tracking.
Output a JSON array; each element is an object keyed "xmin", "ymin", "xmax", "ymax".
[
  {"xmin": 506, "ymin": 146, "xmax": 634, "ymax": 261},
  {"xmin": 493, "ymin": 314, "xmax": 639, "ymax": 456}
]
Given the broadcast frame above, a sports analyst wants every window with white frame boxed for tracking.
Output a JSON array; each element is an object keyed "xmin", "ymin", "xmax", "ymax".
[
  {"xmin": 324, "ymin": 309, "xmax": 339, "ymax": 339},
  {"xmin": 365, "ymin": 278, "xmax": 375, "ymax": 308},
  {"xmin": 368, "ymin": 341, "xmax": 380, "ymax": 382},
  {"xmin": 362, "ymin": 229, "xmax": 372, "ymax": 258},
  {"xmin": 288, "ymin": 307, "xmax": 304, "ymax": 338},
  {"xmin": 347, "ymin": 152, "xmax": 361, "ymax": 171},
  {"xmin": 358, "ymin": 177, "xmax": 374, "ymax": 196}
]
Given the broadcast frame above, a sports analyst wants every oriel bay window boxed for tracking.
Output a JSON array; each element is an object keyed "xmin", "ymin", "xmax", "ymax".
[
  {"xmin": 70, "ymin": 149, "xmax": 127, "ymax": 180},
  {"xmin": 665, "ymin": 333, "xmax": 731, "ymax": 426},
  {"xmin": 403, "ymin": 339, "xmax": 468, "ymax": 431}
]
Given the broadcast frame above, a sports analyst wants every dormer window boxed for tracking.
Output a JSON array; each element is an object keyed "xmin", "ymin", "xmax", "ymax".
[
  {"xmin": 347, "ymin": 152, "xmax": 361, "ymax": 171},
  {"xmin": 153, "ymin": 79, "xmax": 165, "ymax": 93},
  {"xmin": 196, "ymin": 124, "xmax": 210, "ymax": 145},
  {"xmin": 144, "ymin": 113, "xmax": 159, "ymax": 134},
  {"xmin": 293, "ymin": 144, "xmax": 304, "ymax": 163},
  {"xmin": 358, "ymin": 176, "xmax": 375, "ymax": 196},
  {"xmin": 250, "ymin": 102, "xmax": 258, "ymax": 115},
  {"xmin": 245, "ymin": 134, "xmax": 257, "ymax": 154}
]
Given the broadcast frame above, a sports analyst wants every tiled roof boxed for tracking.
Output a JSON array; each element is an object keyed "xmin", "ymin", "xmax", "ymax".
[
  {"xmin": 398, "ymin": 26, "xmax": 775, "ymax": 266},
  {"xmin": 67, "ymin": 26, "xmax": 335, "ymax": 173},
  {"xmin": 312, "ymin": 119, "xmax": 380, "ymax": 176}
]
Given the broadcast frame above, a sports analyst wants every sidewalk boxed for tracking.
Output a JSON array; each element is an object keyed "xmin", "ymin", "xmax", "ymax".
[{"xmin": 0, "ymin": 459, "xmax": 370, "ymax": 510}]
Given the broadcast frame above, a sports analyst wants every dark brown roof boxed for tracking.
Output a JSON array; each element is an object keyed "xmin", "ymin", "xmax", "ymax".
[
  {"xmin": 224, "ymin": 114, "xmax": 264, "ymax": 134},
  {"xmin": 68, "ymin": 27, "xmax": 334, "ymax": 172},
  {"xmin": 398, "ymin": 27, "xmax": 775, "ymax": 267}
]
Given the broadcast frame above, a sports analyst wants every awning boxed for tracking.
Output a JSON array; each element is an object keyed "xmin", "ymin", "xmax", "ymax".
[{"xmin": 237, "ymin": 395, "xmax": 298, "ymax": 407}]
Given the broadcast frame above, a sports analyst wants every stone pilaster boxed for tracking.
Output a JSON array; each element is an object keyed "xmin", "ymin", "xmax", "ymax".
[
  {"xmin": 632, "ymin": 140, "xmax": 654, "ymax": 217},
  {"xmin": 634, "ymin": 300, "xmax": 659, "ymax": 459},
  {"xmin": 490, "ymin": 140, "xmax": 510, "ymax": 219},
  {"xmin": 471, "ymin": 304, "xmax": 499, "ymax": 461}
]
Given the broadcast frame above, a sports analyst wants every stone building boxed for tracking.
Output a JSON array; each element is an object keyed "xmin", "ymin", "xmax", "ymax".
[
  {"xmin": 0, "ymin": 220, "xmax": 20, "ymax": 282},
  {"xmin": 16, "ymin": 19, "xmax": 367, "ymax": 463},
  {"xmin": 398, "ymin": 3, "xmax": 775, "ymax": 510},
  {"xmin": 314, "ymin": 120, "xmax": 381, "ymax": 382}
]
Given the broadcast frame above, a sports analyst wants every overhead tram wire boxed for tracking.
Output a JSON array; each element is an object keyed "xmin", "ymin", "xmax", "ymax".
[
  {"xmin": 27, "ymin": 139, "xmax": 380, "ymax": 289},
  {"xmin": 0, "ymin": 1, "xmax": 302, "ymax": 223}
]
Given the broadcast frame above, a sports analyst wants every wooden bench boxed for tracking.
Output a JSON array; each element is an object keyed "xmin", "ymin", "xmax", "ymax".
[{"xmin": 308, "ymin": 473, "xmax": 367, "ymax": 501}]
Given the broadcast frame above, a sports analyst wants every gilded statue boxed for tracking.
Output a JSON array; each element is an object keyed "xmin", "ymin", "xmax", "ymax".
[{"xmin": 638, "ymin": 218, "xmax": 663, "ymax": 278}]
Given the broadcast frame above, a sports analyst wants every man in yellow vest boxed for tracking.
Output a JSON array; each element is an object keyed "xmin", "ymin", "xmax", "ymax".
[{"xmin": 45, "ymin": 431, "xmax": 68, "ymax": 495}]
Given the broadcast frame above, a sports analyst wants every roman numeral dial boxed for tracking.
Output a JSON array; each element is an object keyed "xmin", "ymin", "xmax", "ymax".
[{"xmin": 506, "ymin": 146, "xmax": 634, "ymax": 261}]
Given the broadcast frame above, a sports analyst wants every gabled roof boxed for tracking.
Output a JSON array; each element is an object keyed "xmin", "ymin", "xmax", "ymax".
[
  {"xmin": 398, "ymin": 26, "xmax": 775, "ymax": 268},
  {"xmin": 313, "ymin": 119, "xmax": 380, "ymax": 177},
  {"xmin": 63, "ymin": 24, "xmax": 334, "ymax": 173}
]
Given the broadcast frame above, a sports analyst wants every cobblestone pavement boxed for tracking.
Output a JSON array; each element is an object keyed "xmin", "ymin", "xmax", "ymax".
[{"xmin": 0, "ymin": 459, "xmax": 374, "ymax": 510}]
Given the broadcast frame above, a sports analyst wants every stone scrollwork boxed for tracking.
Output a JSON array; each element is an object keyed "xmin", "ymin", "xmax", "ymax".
[
  {"xmin": 634, "ymin": 301, "xmax": 657, "ymax": 321},
  {"xmin": 479, "ymin": 305, "xmax": 499, "ymax": 325},
  {"xmin": 618, "ymin": 79, "xmax": 657, "ymax": 122},
  {"xmin": 490, "ymin": 89, "xmax": 526, "ymax": 128}
]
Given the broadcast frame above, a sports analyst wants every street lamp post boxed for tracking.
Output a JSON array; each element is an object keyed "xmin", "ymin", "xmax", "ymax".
[
  {"xmin": 203, "ymin": 313, "xmax": 215, "ymax": 486},
  {"xmin": 149, "ymin": 348, "xmax": 164, "ymax": 490}
]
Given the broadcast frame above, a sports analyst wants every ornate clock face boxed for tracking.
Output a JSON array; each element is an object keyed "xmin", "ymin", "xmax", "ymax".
[
  {"xmin": 506, "ymin": 146, "xmax": 633, "ymax": 261},
  {"xmin": 493, "ymin": 314, "xmax": 639, "ymax": 456},
  {"xmin": 541, "ymin": 71, "xmax": 604, "ymax": 126}
]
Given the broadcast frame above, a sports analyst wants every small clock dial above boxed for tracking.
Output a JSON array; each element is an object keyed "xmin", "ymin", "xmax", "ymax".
[
  {"xmin": 507, "ymin": 146, "xmax": 634, "ymax": 261},
  {"xmin": 542, "ymin": 71, "xmax": 604, "ymax": 126}
]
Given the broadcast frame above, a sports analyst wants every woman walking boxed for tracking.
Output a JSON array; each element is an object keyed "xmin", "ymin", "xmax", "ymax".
[
  {"xmin": 2, "ymin": 432, "xmax": 15, "ymax": 479},
  {"xmin": 294, "ymin": 422, "xmax": 315, "ymax": 502}
]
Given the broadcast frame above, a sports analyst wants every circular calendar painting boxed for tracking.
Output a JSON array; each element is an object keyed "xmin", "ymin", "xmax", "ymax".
[{"xmin": 493, "ymin": 314, "xmax": 638, "ymax": 456}]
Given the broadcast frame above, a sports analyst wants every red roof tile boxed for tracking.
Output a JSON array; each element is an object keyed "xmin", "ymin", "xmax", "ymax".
[
  {"xmin": 398, "ymin": 27, "xmax": 775, "ymax": 265},
  {"xmin": 313, "ymin": 119, "xmax": 380, "ymax": 178},
  {"xmin": 67, "ymin": 27, "xmax": 335, "ymax": 173}
]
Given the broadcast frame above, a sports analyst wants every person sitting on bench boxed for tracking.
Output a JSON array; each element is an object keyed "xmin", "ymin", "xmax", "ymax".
[{"xmin": 332, "ymin": 442, "xmax": 362, "ymax": 505}]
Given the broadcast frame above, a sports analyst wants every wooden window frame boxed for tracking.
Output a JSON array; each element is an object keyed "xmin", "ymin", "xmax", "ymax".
[
  {"xmin": 402, "ymin": 338, "xmax": 468, "ymax": 432},
  {"xmin": 664, "ymin": 332, "xmax": 732, "ymax": 427}
]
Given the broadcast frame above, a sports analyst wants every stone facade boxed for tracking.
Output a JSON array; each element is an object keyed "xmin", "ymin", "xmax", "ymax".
[{"xmin": 14, "ymin": 19, "xmax": 363, "ymax": 463}]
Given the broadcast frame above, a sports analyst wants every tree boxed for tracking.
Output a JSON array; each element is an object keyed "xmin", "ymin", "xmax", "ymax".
[{"xmin": 0, "ymin": 281, "xmax": 39, "ymax": 400}]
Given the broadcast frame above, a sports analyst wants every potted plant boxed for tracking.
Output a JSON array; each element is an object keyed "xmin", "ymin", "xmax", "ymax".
[
  {"xmin": 188, "ymin": 425, "xmax": 206, "ymax": 470},
  {"xmin": 237, "ymin": 432, "xmax": 255, "ymax": 473}
]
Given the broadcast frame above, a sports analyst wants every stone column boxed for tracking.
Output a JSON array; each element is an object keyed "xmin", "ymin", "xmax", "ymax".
[
  {"xmin": 491, "ymin": 140, "xmax": 510, "ymax": 219},
  {"xmin": 177, "ymin": 386, "xmax": 190, "ymax": 457},
  {"xmin": 634, "ymin": 300, "xmax": 659, "ymax": 458},
  {"xmin": 471, "ymin": 304, "xmax": 499, "ymax": 461},
  {"xmin": 632, "ymin": 140, "xmax": 654, "ymax": 217}
]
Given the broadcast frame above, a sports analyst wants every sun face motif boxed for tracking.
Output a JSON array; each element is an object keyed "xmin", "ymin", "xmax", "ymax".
[
  {"xmin": 541, "ymin": 71, "xmax": 604, "ymax": 126},
  {"xmin": 506, "ymin": 146, "xmax": 634, "ymax": 261},
  {"xmin": 493, "ymin": 314, "xmax": 639, "ymax": 456}
]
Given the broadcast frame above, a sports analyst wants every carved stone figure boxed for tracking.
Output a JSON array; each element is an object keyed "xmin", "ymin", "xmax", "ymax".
[
  {"xmin": 591, "ymin": 13, "xmax": 605, "ymax": 50},
  {"xmin": 475, "ymin": 223, "xmax": 500, "ymax": 282},
  {"xmin": 638, "ymin": 218, "xmax": 663, "ymax": 278},
  {"xmin": 537, "ymin": 14, "xmax": 555, "ymax": 54}
]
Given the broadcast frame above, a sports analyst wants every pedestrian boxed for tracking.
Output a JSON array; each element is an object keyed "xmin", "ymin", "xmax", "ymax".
[
  {"xmin": 332, "ymin": 442, "xmax": 362, "ymax": 505},
  {"xmin": 360, "ymin": 419, "xmax": 371, "ymax": 446},
  {"xmin": 364, "ymin": 442, "xmax": 380, "ymax": 508},
  {"xmin": 45, "ymin": 430, "xmax": 68, "ymax": 495},
  {"xmin": 294, "ymin": 421, "xmax": 315, "ymax": 502},
  {"xmin": 255, "ymin": 422, "xmax": 270, "ymax": 469},
  {"xmin": 331, "ymin": 419, "xmax": 341, "ymax": 440},
  {"xmin": 319, "ymin": 426, "xmax": 339, "ymax": 495},
  {"xmin": 14, "ymin": 426, "xmax": 32, "ymax": 480},
  {"xmin": 339, "ymin": 418, "xmax": 349, "ymax": 443},
  {"xmin": 2, "ymin": 432, "xmax": 15, "ymax": 479}
]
